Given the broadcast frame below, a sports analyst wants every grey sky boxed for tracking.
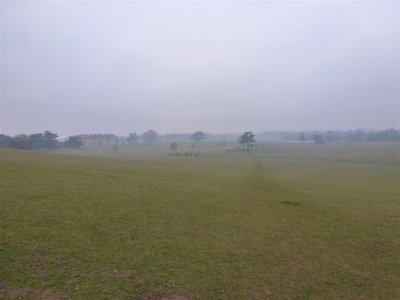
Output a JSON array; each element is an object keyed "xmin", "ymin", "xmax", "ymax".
[{"xmin": 1, "ymin": 1, "xmax": 399, "ymax": 136}]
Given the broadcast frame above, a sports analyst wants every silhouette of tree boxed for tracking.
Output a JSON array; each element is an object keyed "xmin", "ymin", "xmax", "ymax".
[
  {"xmin": 191, "ymin": 131, "xmax": 205, "ymax": 143},
  {"xmin": 127, "ymin": 132, "xmax": 138, "ymax": 144},
  {"xmin": 239, "ymin": 132, "xmax": 256, "ymax": 151},
  {"xmin": 43, "ymin": 131, "xmax": 58, "ymax": 150},
  {"xmin": 142, "ymin": 130, "xmax": 158, "ymax": 145},
  {"xmin": 64, "ymin": 136, "xmax": 83, "ymax": 148}
]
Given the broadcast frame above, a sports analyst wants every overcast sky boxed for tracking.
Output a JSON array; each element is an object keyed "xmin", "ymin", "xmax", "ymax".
[{"xmin": 1, "ymin": 1, "xmax": 399, "ymax": 136}]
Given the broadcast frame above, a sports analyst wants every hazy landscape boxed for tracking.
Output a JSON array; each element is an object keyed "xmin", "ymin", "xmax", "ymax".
[
  {"xmin": 1, "ymin": 1, "xmax": 399, "ymax": 299},
  {"xmin": 1, "ymin": 141, "xmax": 399, "ymax": 299}
]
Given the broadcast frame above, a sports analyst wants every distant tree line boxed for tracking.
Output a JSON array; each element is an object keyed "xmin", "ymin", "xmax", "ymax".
[
  {"xmin": 1, "ymin": 128, "xmax": 398, "ymax": 151},
  {"xmin": 0, "ymin": 129, "xmax": 208, "ymax": 150},
  {"xmin": 124, "ymin": 130, "xmax": 207, "ymax": 145},
  {"xmin": 125, "ymin": 130, "xmax": 159, "ymax": 145},
  {"xmin": 365, "ymin": 128, "xmax": 400, "ymax": 143},
  {"xmin": 0, "ymin": 131, "xmax": 83, "ymax": 150},
  {"xmin": 323, "ymin": 129, "xmax": 400, "ymax": 143},
  {"xmin": 259, "ymin": 128, "xmax": 400, "ymax": 144}
]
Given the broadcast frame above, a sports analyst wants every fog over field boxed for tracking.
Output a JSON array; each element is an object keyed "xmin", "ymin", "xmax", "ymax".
[{"xmin": 1, "ymin": 1, "xmax": 399, "ymax": 135}]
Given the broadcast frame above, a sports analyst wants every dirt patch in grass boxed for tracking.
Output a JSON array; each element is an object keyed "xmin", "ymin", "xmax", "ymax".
[
  {"xmin": 129, "ymin": 289, "xmax": 158, "ymax": 300},
  {"xmin": 130, "ymin": 279, "xmax": 188, "ymax": 300},
  {"xmin": 129, "ymin": 289, "xmax": 188, "ymax": 300},
  {"xmin": 281, "ymin": 200, "xmax": 302, "ymax": 206},
  {"xmin": 89, "ymin": 267, "xmax": 132, "ymax": 278},
  {"xmin": 162, "ymin": 295, "xmax": 188, "ymax": 300},
  {"xmin": 37, "ymin": 291, "xmax": 69, "ymax": 300},
  {"xmin": 0, "ymin": 286, "xmax": 69, "ymax": 300},
  {"xmin": 1, "ymin": 283, "xmax": 187, "ymax": 300},
  {"xmin": 6, "ymin": 286, "xmax": 36, "ymax": 298}
]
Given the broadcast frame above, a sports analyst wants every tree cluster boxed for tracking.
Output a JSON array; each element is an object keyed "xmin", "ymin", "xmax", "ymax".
[
  {"xmin": 127, "ymin": 133, "xmax": 138, "ymax": 144},
  {"xmin": 124, "ymin": 130, "xmax": 206, "ymax": 145},
  {"xmin": 0, "ymin": 131, "xmax": 59, "ymax": 150},
  {"xmin": 141, "ymin": 130, "xmax": 158, "ymax": 145},
  {"xmin": 255, "ymin": 129, "xmax": 400, "ymax": 144},
  {"xmin": 298, "ymin": 129, "xmax": 400, "ymax": 144},
  {"xmin": 0, "ymin": 132, "xmax": 85, "ymax": 150},
  {"xmin": 367, "ymin": 128, "xmax": 400, "ymax": 143},
  {"xmin": 63, "ymin": 136, "xmax": 83, "ymax": 148},
  {"xmin": 191, "ymin": 131, "xmax": 205, "ymax": 143}
]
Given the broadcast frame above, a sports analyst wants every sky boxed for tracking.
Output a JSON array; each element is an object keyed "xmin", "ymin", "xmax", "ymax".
[{"xmin": 1, "ymin": 1, "xmax": 399, "ymax": 136}]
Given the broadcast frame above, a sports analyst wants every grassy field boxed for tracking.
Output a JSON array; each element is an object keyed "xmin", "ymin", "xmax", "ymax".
[{"xmin": 0, "ymin": 143, "xmax": 399, "ymax": 299}]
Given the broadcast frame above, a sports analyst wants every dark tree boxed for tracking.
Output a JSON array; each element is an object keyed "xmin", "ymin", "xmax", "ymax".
[
  {"xmin": 30, "ymin": 133, "xmax": 45, "ymax": 149},
  {"xmin": 64, "ymin": 136, "xmax": 83, "ymax": 148},
  {"xmin": 239, "ymin": 132, "xmax": 256, "ymax": 151},
  {"xmin": 127, "ymin": 132, "xmax": 138, "ymax": 144},
  {"xmin": 170, "ymin": 141, "xmax": 178, "ymax": 151},
  {"xmin": 368, "ymin": 128, "xmax": 400, "ymax": 142},
  {"xmin": 0, "ymin": 134, "xmax": 15, "ymax": 148},
  {"xmin": 13, "ymin": 134, "xmax": 32, "ymax": 150},
  {"xmin": 43, "ymin": 131, "xmax": 58, "ymax": 150},
  {"xmin": 191, "ymin": 131, "xmax": 205, "ymax": 143},
  {"xmin": 142, "ymin": 130, "xmax": 158, "ymax": 145}
]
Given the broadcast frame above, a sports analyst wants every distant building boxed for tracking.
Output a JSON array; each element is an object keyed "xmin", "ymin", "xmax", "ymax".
[{"xmin": 79, "ymin": 134, "xmax": 118, "ymax": 147}]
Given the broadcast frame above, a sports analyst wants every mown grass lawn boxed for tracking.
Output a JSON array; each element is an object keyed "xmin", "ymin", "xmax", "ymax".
[{"xmin": 0, "ymin": 143, "xmax": 399, "ymax": 299}]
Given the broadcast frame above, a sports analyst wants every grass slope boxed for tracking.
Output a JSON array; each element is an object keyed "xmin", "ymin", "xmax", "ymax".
[{"xmin": 0, "ymin": 144, "xmax": 399, "ymax": 299}]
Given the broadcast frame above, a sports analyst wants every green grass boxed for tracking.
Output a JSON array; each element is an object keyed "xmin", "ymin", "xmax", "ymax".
[{"xmin": 0, "ymin": 143, "xmax": 399, "ymax": 299}]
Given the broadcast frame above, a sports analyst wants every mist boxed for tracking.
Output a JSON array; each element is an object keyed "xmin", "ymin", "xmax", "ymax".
[{"xmin": 1, "ymin": 1, "xmax": 399, "ymax": 136}]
